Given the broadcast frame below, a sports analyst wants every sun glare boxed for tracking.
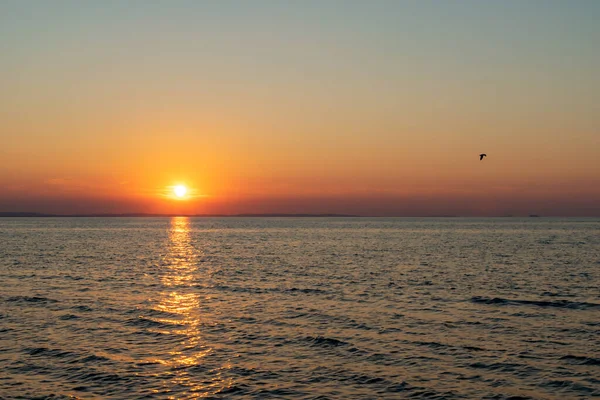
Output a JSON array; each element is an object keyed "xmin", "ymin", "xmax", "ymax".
[{"xmin": 173, "ymin": 185, "xmax": 187, "ymax": 198}]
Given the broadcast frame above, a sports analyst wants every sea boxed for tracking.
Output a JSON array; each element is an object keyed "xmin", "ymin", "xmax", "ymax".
[{"xmin": 0, "ymin": 217, "xmax": 598, "ymax": 399}]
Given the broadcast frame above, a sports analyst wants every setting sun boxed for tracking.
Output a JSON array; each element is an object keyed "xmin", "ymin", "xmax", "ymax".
[{"xmin": 173, "ymin": 185, "xmax": 187, "ymax": 198}]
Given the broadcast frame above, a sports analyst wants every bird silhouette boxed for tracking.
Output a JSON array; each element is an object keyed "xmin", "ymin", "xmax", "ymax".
[{"xmin": 479, "ymin": 154, "xmax": 487, "ymax": 160}]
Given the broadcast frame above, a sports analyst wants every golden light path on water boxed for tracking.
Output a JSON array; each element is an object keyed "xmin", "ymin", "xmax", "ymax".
[{"xmin": 150, "ymin": 217, "xmax": 231, "ymax": 397}]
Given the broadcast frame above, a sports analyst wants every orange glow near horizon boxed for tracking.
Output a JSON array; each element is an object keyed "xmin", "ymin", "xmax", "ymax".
[{"xmin": 1, "ymin": 2, "xmax": 600, "ymax": 216}]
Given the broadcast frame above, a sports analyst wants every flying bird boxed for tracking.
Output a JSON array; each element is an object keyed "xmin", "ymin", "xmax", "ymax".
[{"xmin": 479, "ymin": 154, "xmax": 487, "ymax": 160}]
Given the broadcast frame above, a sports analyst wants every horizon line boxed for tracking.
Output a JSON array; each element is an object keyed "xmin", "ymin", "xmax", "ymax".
[{"xmin": 2, "ymin": 212, "xmax": 594, "ymax": 218}]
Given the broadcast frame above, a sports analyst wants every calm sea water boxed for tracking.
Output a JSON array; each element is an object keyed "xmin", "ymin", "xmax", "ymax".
[{"xmin": 0, "ymin": 217, "xmax": 599, "ymax": 399}]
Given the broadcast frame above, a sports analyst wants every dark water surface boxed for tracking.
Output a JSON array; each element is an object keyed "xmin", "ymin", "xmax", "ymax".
[{"xmin": 1, "ymin": 217, "xmax": 599, "ymax": 399}]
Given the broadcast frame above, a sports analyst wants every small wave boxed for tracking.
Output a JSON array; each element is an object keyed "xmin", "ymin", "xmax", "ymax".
[
  {"xmin": 135, "ymin": 307, "xmax": 181, "ymax": 319},
  {"xmin": 523, "ymin": 338, "xmax": 568, "ymax": 346},
  {"xmin": 410, "ymin": 340, "xmax": 487, "ymax": 353},
  {"xmin": 215, "ymin": 384, "xmax": 250, "ymax": 395},
  {"xmin": 470, "ymin": 296, "xmax": 600, "ymax": 310},
  {"xmin": 541, "ymin": 291, "xmax": 575, "ymax": 298},
  {"xmin": 208, "ymin": 284, "xmax": 330, "ymax": 296},
  {"xmin": 253, "ymin": 388, "xmax": 305, "ymax": 397},
  {"xmin": 463, "ymin": 345, "xmax": 486, "ymax": 352},
  {"xmin": 23, "ymin": 347, "xmax": 77, "ymax": 359},
  {"xmin": 64, "ymin": 275, "xmax": 84, "ymax": 280},
  {"xmin": 59, "ymin": 314, "xmax": 80, "ymax": 320},
  {"xmin": 344, "ymin": 374, "xmax": 386, "ymax": 385},
  {"xmin": 76, "ymin": 354, "xmax": 111, "ymax": 363},
  {"xmin": 405, "ymin": 388, "xmax": 458, "ymax": 399},
  {"xmin": 384, "ymin": 381, "xmax": 410, "ymax": 392},
  {"xmin": 288, "ymin": 287, "xmax": 328, "ymax": 294},
  {"xmin": 6, "ymin": 296, "xmax": 57, "ymax": 304},
  {"xmin": 210, "ymin": 284, "xmax": 267, "ymax": 294},
  {"xmin": 469, "ymin": 361, "xmax": 539, "ymax": 375},
  {"xmin": 306, "ymin": 336, "xmax": 349, "ymax": 347},
  {"xmin": 229, "ymin": 366, "xmax": 280, "ymax": 380},
  {"xmin": 412, "ymin": 340, "xmax": 448, "ymax": 350},
  {"xmin": 127, "ymin": 316, "xmax": 184, "ymax": 329},
  {"xmin": 25, "ymin": 349, "xmax": 112, "ymax": 365},
  {"xmin": 541, "ymin": 379, "xmax": 596, "ymax": 393},
  {"xmin": 560, "ymin": 355, "xmax": 600, "ymax": 366},
  {"xmin": 126, "ymin": 316, "xmax": 166, "ymax": 328},
  {"xmin": 71, "ymin": 370, "xmax": 129, "ymax": 384},
  {"xmin": 71, "ymin": 305, "xmax": 93, "ymax": 312},
  {"xmin": 307, "ymin": 368, "xmax": 407, "ymax": 391},
  {"xmin": 396, "ymin": 355, "xmax": 442, "ymax": 367},
  {"xmin": 7, "ymin": 363, "xmax": 55, "ymax": 375},
  {"xmin": 133, "ymin": 329, "xmax": 170, "ymax": 338}
]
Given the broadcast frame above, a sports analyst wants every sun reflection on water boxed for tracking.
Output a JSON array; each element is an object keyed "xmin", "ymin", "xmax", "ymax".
[{"xmin": 145, "ymin": 217, "xmax": 228, "ymax": 397}]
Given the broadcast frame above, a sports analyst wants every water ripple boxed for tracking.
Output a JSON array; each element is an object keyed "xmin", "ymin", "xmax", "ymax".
[{"xmin": 0, "ymin": 217, "xmax": 599, "ymax": 399}]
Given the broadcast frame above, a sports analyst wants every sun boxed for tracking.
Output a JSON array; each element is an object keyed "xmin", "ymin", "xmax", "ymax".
[{"xmin": 173, "ymin": 185, "xmax": 187, "ymax": 198}]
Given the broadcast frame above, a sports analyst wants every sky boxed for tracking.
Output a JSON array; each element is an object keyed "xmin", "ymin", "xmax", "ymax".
[{"xmin": 1, "ymin": 0, "xmax": 599, "ymax": 216}]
